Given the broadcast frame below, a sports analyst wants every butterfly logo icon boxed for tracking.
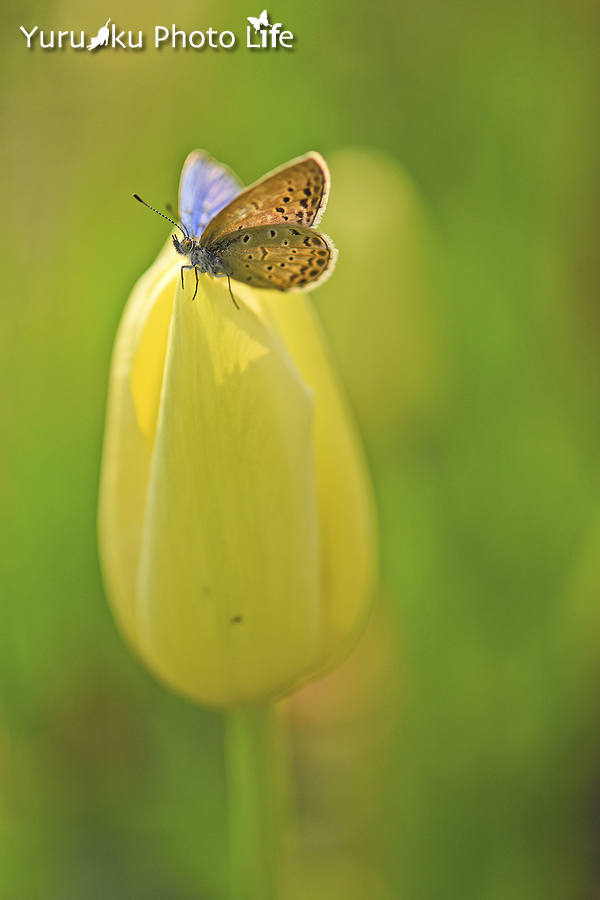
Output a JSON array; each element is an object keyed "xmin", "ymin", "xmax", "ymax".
[
  {"xmin": 134, "ymin": 150, "xmax": 337, "ymax": 307},
  {"xmin": 247, "ymin": 9, "xmax": 270, "ymax": 30}
]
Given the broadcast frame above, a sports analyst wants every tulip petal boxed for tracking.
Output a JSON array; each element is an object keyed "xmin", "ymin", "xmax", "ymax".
[
  {"xmin": 98, "ymin": 247, "xmax": 180, "ymax": 655},
  {"xmin": 100, "ymin": 239, "xmax": 376, "ymax": 706},
  {"xmin": 135, "ymin": 276, "xmax": 323, "ymax": 706},
  {"xmin": 258, "ymin": 292, "xmax": 377, "ymax": 673}
]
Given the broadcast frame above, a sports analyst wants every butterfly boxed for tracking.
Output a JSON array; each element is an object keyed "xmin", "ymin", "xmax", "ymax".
[
  {"xmin": 134, "ymin": 150, "xmax": 337, "ymax": 308},
  {"xmin": 247, "ymin": 9, "xmax": 270, "ymax": 30}
]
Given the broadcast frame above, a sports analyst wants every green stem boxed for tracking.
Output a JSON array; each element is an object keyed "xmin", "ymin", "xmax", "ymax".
[{"xmin": 225, "ymin": 704, "xmax": 281, "ymax": 900}]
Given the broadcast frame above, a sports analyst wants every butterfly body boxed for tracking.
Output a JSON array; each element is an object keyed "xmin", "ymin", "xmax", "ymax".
[
  {"xmin": 172, "ymin": 235, "xmax": 222, "ymax": 279},
  {"xmin": 136, "ymin": 150, "xmax": 337, "ymax": 303}
]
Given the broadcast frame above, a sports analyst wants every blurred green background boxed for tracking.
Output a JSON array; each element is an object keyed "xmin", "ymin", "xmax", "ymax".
[{"xmin": 2, "ymin": 0, "xmax": 600, "ymax": 897}]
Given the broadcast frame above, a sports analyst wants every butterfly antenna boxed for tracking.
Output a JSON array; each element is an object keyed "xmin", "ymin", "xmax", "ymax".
[{"xmin": 133, "ymin": 194, "xmax": 186, "ymax": 235}]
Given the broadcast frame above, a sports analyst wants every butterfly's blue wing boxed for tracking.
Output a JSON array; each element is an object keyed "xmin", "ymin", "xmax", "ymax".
[{"xmin": 179, "ymin": 150, "xmax": 244, "ymax": 239}]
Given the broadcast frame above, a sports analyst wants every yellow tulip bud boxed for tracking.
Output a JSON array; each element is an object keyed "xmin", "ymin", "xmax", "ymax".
[{"xmin": 98, "ymin": 241, "xmax": 376, "ymax": 707}]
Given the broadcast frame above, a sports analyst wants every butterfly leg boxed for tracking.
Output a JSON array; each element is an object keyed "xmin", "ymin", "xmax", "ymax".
[
  {"xmin": 179, "ymin": 265, "xmax": 199, "ymax": 300},
  {"xmin": 227, "ymin": 275, "xmax": 240, "ymax": 310}
]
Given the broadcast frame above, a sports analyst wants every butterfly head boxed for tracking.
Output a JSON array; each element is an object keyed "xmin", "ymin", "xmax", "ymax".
[{"xmin": 172, "ymin": 233, "xmax": 194, "ymax": 257}]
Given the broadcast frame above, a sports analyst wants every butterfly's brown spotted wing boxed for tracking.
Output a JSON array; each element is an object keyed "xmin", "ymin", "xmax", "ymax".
[
  {"xmin": 199, "ymin": 153, "xmax": 337, "ymax": 292},
  {"xmin": 212, "ymin": 224, "xmax": 336, "ymax": 291}
]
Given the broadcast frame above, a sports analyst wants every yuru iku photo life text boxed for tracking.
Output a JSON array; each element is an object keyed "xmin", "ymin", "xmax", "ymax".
[{"xmin": 19, "ymin": 22, "xmax": 295, "ymax": 51}]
